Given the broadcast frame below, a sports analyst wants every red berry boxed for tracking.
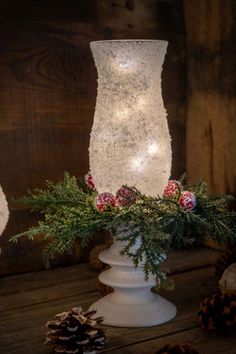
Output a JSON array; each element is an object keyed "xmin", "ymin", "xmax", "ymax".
[
  {"xmin": 85, "ymin": 171, "xmax": 95, "ymax": 190},
  {"xmin": 116, "ymin": 187, "xmax": 136, "ymax": 207},
  {"xmin": 179, "ymin": 191, "xmax": 196, "ymax": 210},
  {"xmin": 163, "ymin": 180, "xmax": 182, "ymax": 198},
  {"xmin": 96, "ymin": 192, "xmax": 116, "ymax": 211}
]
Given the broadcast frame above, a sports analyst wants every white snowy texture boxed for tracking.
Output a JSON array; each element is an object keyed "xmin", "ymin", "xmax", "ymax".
[
  {"xmin": 219, "ymin": 263, "xmax": 236, "ymax": 291},
  {"xmin": 89, "ymin": 40, "xmax": 172, "ymax": 196},
  {"xmin": 0, "ymin": 185, "xmax": 9, "ymax": 236}
]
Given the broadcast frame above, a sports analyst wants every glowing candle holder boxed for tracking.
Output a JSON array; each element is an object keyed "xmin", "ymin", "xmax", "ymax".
[
  {"xmin": 89, "ymin": 40, "xmax": 171, "ymax": 196},
  {"xmin": 89, "ymin": 40, "xmax": 176, "ymax": 327}
]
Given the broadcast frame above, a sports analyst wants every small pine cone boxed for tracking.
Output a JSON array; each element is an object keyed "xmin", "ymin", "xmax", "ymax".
[
  {"xmin": 219, "ymin": 263, "xmax": 236, "ymax": 295},
  {"xmin": 105, "ymin": 233, "xmax": 113, "ymax": 247},
  {"xmin": 156, "ymin": 344, "xmax": 200, "ymax": 354},
  {"xmin": 89, "ymin": 244, "xmax": 108, "ymax": 271},
  {"xmin": 215, "ymin": 245, "xmax": 236, "ymax": 279},
  {"xmin": 45, "ymin": 307, "xmax": 107, "ymax": 354},
  {"xmin": 198, "ymin": 292, "xmax": 236, "ymax": 334},
  {"xmin": 97, "ymin": 279, "xmax": 114, "ymax": 297}
]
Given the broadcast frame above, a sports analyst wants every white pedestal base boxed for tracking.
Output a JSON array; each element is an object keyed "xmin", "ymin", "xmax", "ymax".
[
  {"xmin": 90, "ymin": 239, "xmax": 176, "ymax": 327},
  {"xmin": 91, "ymin": 291, "xmax": 176, "ymax": 327}
]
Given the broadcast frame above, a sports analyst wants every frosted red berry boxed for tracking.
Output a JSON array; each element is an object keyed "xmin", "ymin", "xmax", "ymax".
[
  {"xmin": 96, "ymin": 192, "xmax": 116, "ymax": 211},
  {"xmin": 163, "ymin": 180, "xmax": 182, "ymax": 198},
  {"xmin": 116, "ymin": 187, "xmax": 136, "ymax": 207},
  {"xmin": 85, "ymin": 171, "xmax": 95, "ymax": 190},
  {"xmin": 179, "ymin": 191, "xmax": 196, "ymax": 210}
]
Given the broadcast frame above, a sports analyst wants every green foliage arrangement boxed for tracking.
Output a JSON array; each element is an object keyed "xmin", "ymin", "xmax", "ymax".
[{"xmin": 10, "ymin": 172, "xmax": 236, "ymax": 289}]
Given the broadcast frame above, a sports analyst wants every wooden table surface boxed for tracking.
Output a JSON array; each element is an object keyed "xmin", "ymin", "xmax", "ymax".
[{"xmin": 1, "ymin": 247, "xmax": 236, "ymax": 354}]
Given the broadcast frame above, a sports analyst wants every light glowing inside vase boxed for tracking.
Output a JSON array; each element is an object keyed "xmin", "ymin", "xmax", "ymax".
[{"xmin": 89, "ymin": 40, "xmax": 172, "ymax": 197}]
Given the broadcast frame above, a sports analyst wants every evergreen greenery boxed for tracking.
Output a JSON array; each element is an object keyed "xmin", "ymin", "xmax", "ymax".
[{"xmin": 10, "ymin": 173, "xmax": 236, "ymax": 289}]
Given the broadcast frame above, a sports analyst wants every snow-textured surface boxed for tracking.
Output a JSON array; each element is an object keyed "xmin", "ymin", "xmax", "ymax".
[
  {"xmin": 89, "ymin": 40, "xmax": 172, "ymax": 196},
  {"xmin": 219, "ymin": 263, "xmax": 236, "ymax": 291},
  {"xmin": 0, "ymin": 185, "xmax": 9, "ymax": 236}
]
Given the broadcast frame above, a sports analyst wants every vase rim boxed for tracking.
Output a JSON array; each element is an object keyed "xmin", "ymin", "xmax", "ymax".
[{"xmin": 91, "ymin": 39, "xmax": 168, "ymax": 44}]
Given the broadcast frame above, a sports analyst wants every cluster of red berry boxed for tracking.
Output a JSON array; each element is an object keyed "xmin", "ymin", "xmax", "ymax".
[
  {"xmin": 163, "ymin": 180, "xmax": 196, "ymax": 210},
  {"xmin": 85, "ymin": 172, "xmax": 196, "ymax": 212},
  {"xmin": 85, "ymin": 171, "xmax": 136, "ymax": 211}
]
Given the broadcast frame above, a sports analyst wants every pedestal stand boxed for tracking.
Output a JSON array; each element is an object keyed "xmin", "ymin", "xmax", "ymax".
[{"xmin": 90, "ymin": 240, "xmax": 176, "ymax": 327}]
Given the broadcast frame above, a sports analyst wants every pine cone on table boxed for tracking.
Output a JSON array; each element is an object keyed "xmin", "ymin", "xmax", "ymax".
[
  {"xmin": 89, "ymin": 244, "xmax": 108, "ymax": 271},
  {"xmin": 219, "ymin": 263, "xmax": 236, "ymax": 295},
  {"xmin": 198, "ymin": 292, "xmax": 236, "ymax": 334},
  {"xmin": 89, "ymin": 234, "xmax": 113, "ymax": 271},
  {"xmin": 96, "ymin": 279, "xmax": 114, "ymax": 297},
  {"xmin": 45, "ymin": 307, "xmax": 107, "ymax": 353},
  {"xmin": 156, "ymin": 344, "xmax": 200, "ymax": 354},
  {"xmin": 215, "ymin": 245, "xmax": 236, "ymax": 279}
]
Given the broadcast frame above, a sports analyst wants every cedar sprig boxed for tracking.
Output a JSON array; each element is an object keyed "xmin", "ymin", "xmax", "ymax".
[{"xmin": 10, "ymin": 172, "xmax": 236, "ymax": 289}]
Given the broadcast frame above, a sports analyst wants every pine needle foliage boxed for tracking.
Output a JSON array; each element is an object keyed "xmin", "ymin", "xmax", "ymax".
[{"xmin": 10, "ymin": 172, "xmax": 236, "ymax": 288}]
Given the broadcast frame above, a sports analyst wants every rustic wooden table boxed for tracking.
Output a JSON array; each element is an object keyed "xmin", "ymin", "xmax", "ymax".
[{"xmin": 1, "ymin": 248, "xmax": 235, "ymax": 354}]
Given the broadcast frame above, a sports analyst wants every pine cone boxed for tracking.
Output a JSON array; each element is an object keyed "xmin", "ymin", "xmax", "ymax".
[
  {"xmin": 97, "ymin": 279, "xmax": 114, "ymax": 296},
  {"xmin": 215, "ymin": 245, "xmax": 236, "ymax": 279},
  {"xmin": 219, "ymin": 263, "xmax": 236, "ymax": 295},
  {"xmin": 156, "ymin": 344, "xmax": 200, "ymax": 354},
  {"xmin": 89, "ymin": 244, "xmax": 108, "ymax": 271},
  {"xmin": 198, "ymin": 292, "xmax": 236, "ymax": 334},
  {"xmin": 45, "ymin": 307, "xmax": 107, "ymax": 353},
  {"xmin": 105, "ymin": 233, "xmax": 113, "ymax": 247}
]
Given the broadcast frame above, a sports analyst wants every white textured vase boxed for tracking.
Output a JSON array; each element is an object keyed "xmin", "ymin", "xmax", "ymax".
[
  {"xmin": 89, "ymin": 40, "xmax": 171, "ymax": 196},
  {"xmin": 89, "ymin": 40, "xmax": 176, "ymax": 327}
]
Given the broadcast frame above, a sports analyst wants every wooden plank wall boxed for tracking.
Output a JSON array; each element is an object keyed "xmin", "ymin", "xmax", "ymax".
[
  {"xmin": 0, "ymin": 0, "xmax": 186, "ymax": 275},
  {"xmin": 184, "ymin": 0, "xmax": 236, "ymax": 195}
]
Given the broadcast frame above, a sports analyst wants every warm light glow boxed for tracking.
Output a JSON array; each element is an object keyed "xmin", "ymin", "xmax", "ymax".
[
  {"xmin": 113, "ymin": 56, "xmax": 136, "ymax": 73},
  {"xmin": 131, "ymin": 156, "xmax": 145, "ymax": 171},
  {"xmin": 148, "ymin": 142, "xmax": 159, "ymax": 155},
  {"xmin": 137, "ymin": 97, "xmax": 146, "ymax": 110},
  {"xmin": 115, "ymin": 107, "xmax": 129, "ymax": 121},
  {"xmin": 89, "ymin": 40, "xmax": 172, "ymax": 196},
  {"xmin": 118, "ymin": 59, "xmax": 133, "ymax": 70}
]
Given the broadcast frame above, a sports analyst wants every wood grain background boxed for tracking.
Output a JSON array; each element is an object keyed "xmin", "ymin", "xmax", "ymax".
[
  {"xmin": 184, "ymin": 0, "xmax": 236, "ymax": 195},
  {"xmin": 0, "ymin": 0, "xmax": 235, "ymax": 275}
]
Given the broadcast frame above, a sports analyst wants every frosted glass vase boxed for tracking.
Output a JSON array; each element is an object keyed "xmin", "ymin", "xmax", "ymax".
[
  {"xmin": 89, "ymin": 40, "xmax": 172, "ymax": 196},
  {"xmin": 89, "ymin": 40, "xmax": 176, "ymax": 327}
]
